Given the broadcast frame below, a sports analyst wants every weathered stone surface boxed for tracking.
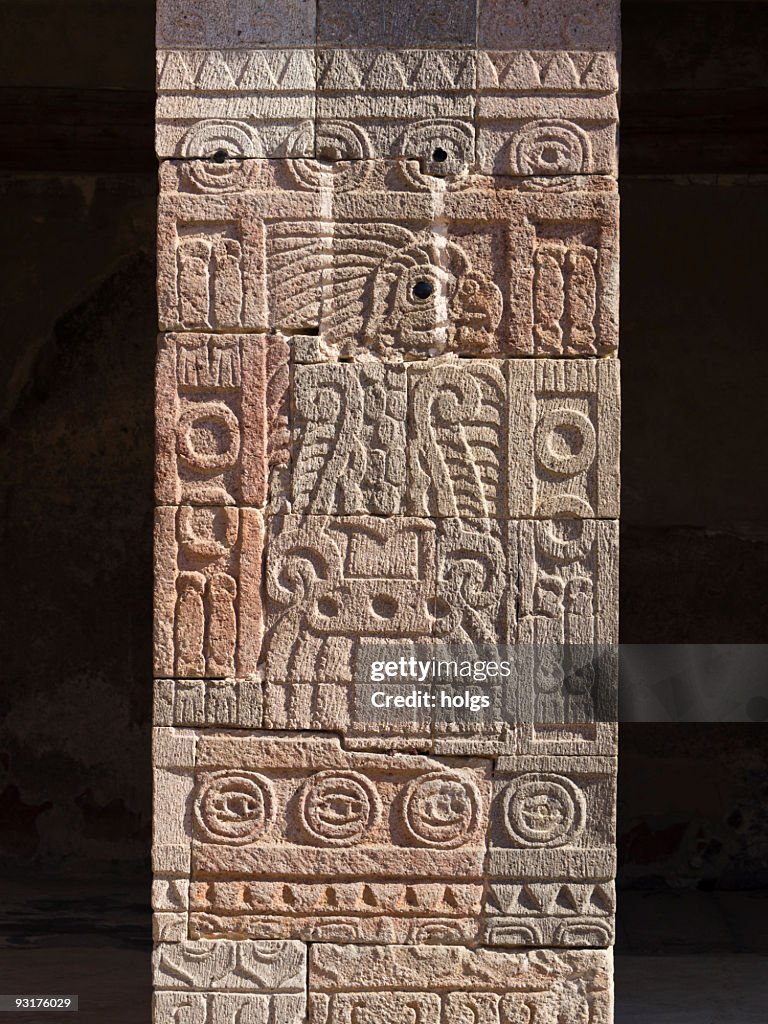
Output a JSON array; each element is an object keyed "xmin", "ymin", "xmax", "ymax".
[
  {"xmin": 309, "ymin": 944, "xmax": 613, "ymax": 1021},
  {"xmin": 509, "ymin": 360, "xmax": 620, "ymax": 518},
  {"xmin": 156, "ymin": 50, "xmax": 316, "ymax": 158},
  {"xmin": 486, "ymin": 755, "xmax": 616, "ymax": 948},
  {"xmin": 158, "ymin": 161, "xmax": 619, "ymax": 356},
  {"xmin": 478, "ymin": 1, "xmax": 621, "ymax": 52},
  {"xmin": 157, "ymin": 0, "xmax": 315, "ymax": 48},
  {"xmin": 477, "ymin": 51, "xmax": 619, "ymax": 176},
  {"xmin": 154, "ymin": 678, "xmax": 263, "ymax": 728},
  {"xmin": 317, "ymin": 1, "xmax": 476, "ymax": 48},
  {"xmin": 156, "ymin": 333, "xmax": 289, "ymax": 506},
  {"xmin": 183, "ymin": 734, "xmax": 489, "ymax": 942},
  {"xmin": 154, "ymin": 938, "xmax": 305, "ymax": 990},
  {"xmin": 154, "ymin": 506, "xmax": 263, "ymax": 678}
]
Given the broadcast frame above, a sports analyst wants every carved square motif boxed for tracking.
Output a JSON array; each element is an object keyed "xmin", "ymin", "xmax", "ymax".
[
  {"xmin": 509, "ymin": 359, "xmax": 619, "ymax": 518},
  {"xmin": 154, "ymin": 506, "xmax": 264, "ymax": 679},
  {"xmin": 485, "ymin": 754, "xmax": 616, "ymax": 948},
  {"xmin": 156, "ymin": 333, "xmax": 288, "ymax": 506},
  {"xmin": 476, "ymin": 51, "xmax": 619, "ymax": 177}
]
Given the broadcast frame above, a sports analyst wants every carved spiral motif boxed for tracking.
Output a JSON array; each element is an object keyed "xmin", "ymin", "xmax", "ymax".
[
  {"xmin": 286, "ymin": 121, "xmax": 374, "ymax": 192},
  {"xmin": 179, "ymin": 119, "xmax": 264, "ymax": 160},
  {"xmin": 195, "ymin": 771, "xmax": 275, "ymax": 845},
  {"xmin": 299, "ymin": 771, "xmax": 381, "ymax": 846},
  {"xmin": 511, "ymin": 119, "xmax": 591, "ymax": 176},
  {"xmin": 176, "ymin": 402, "xmax": 241, "ymax": 471},
  {"xmin": 402, "ymin": 771, "xmax": 481, "ymax": 848},
  {"xmin": 502, "ymin": 773, "xmax": 586, "ymax": 848},
  {"xmin": 397, "ymin": 118, "xmax": 475, "ymax": 184}
]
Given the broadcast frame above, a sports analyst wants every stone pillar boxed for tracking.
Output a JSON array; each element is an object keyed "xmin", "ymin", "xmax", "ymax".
[{"xmin": 153, "ymin": 2, "xmax": 620, "ymax": 1021}]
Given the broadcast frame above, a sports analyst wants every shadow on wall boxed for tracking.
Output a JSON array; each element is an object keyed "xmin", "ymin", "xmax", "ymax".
[{"xmin": 0, "ymin": 174, "xmax": 156, "ymax": 871}]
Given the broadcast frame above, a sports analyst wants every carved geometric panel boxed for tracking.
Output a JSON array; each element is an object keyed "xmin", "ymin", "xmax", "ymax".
[
  {"xmin": 316, "ymin": 50, "xmax": 476, "ymax": 164},
  {"xmin": 477, "ymin": 51, "xmax": 619, "ymax": 176},
  {"xmin": 309, "ymin": 944, "xmax": 613, "ymax": 1023},
  {"xmin": 485, "ymin": 754, "xmax": 617, "ymax": 949},
  {"xmin": 156, "ymin": 333, "xmax": 289, "ymax": 506},
  {"xmin": 154, "ymin": 507, "xmax": 264, "ymax": 679},
  {"xmin": 186, "ymin": 734, "xmax": 489, "ymax": 945},
  {"xmin": 477, "ymin": 1, "xmax": 621, "ymax": 51},
  {"xmin": 156, "ymin": 49, "xmax": 316, "ymax": 158}
]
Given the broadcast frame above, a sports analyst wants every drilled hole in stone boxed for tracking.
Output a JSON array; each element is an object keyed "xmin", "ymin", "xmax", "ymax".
[
  {"xmin": 212, "ymin": 149, "xmax": 228, "ymax": 163},
  {"xmin": 432, "ymin": 147, "xmax": 449, "ymax": 162},
  {"xmin": 412, "ymin": 280, "xmax": 434, "ymax": 300}
]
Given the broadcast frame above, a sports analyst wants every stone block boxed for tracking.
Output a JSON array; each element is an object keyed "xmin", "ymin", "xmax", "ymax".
[
  {"xmin": 154, "ymin": 679, "xmax": 263, "ymax": 728},
  {"xmin": 309, "ymin": 944, "xmax": 613, "ymax": 1022},
  {"xmin": 316, "ymin": 50, "xmax": 475, "ymax": 165},
  {"xmin": 317, "ymin": 2, "xmax": 476, "ymax": 48},
  {"xmin": 153, "ymin": 765, "xmax": 195, "ymax": 875},
  {"xmin": 156, "ymin": 333, "xmax": 289, "ymax": 506},
  {"xmin": 157, "ymin": 0, "xmax": 316, "ymax": 48},
  {"xmin": 485, "ymin": 754, "xmax": 617, "ymax": 949},
  {"xmin": 153, "ymin": 939, "xmax": 306, "ymax": 990},
  {"xmin": 509, "ymin": 359, "xmax": 620, "ymax": 518},
  {"xmin": 153, "ymin": 912, "xmax": 188, "ymax": 943},
  {"xmin": 158, "ymin": 161, "xmax": 618, "ymax": 356},
  {"xmin": 184, "ymin": 733, "xmax": 489, "ymax": 944},
  {"xmin": 478, "ymin": 0, "xmax": 621, "ymax": 52},
  {"xmin": 154, "ymin": 507, "xmax": 263, "ymax": 679},
  {"xmin": 156, "ymin": 50, "xmax": 315, "ymax": 158},
  {"xmin": 154, "ymin": 992, "xmax": 307, "ymax": 1024},
  {"xmin": 477, "ymin": 50, "xmax": 619, "ymax": 176}
]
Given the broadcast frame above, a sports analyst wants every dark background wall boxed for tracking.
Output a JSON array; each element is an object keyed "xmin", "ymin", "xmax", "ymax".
[{"xmin": 0, "ymin": 1, "xmax": 766, "ymax": 915}]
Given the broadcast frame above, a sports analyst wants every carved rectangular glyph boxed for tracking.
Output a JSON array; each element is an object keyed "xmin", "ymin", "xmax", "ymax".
[
  {"xmin": 156, "ymin": 50, "xmax": 316, "ymax": 158},
  {"xmin": 157, "ymin": 0, "xmax": 316, "ymax": 48},
  {"xmin": 485, "ymin": 755, "xmax": 616, "ymax": 949},
  {"xmin": 154, "ymin": 678, "xmax": 263, "ymax": 729},
  {"xmin": 186, "ymin": 734, "xmax": 489, "ymax": 944},
  {"xmin": 309, "ymin": 944, "xmax": 613, "ymax": 1023},
  {"xmin": 477, "ymin": 51, "xmax": 619, "ymax": 176},
  {"xmin": 157, "ymin": 163, "xmax": 618, "ymax": 356},
  {"xmin": 509, "ymin": 360, "xmax": 620, "ymax": 518},
  {"xmin": 156, "ymin": 333, "xmax": 289, "ymax": 506},
  {"xmin": 154, "ymin": 507, "xmax": 263, "ymax": 678}
]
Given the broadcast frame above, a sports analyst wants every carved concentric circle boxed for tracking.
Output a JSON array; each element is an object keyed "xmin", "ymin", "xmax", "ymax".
[
  {"xmin": 176, "ymin": 402, "xmax": 241, "ymax": 470},
  {"xmin": 502, "ymin": 773, "xmax": 585, "ymax": 848},
  {"xmin": 195, "ymin": 771, "xmax": 274, "ymax": 845},
  {"xmin": 397, "ymin": 118, "xmax": 475, "ymax": 183},
  {"xmin": 299, "ymin": 771, "xmax": 381, "ymax": 846},
  {"xmin": 534, "ymin": 407, "xmax": 596, "ymax": 476},
  {"xmin": 511, "ymin": 119, "xmax": 591, "ymax": 176},
  {"xmin": 402, "ymin": 771, "xmax": 481, "ymax": 848},
  {"xmin": 286, "ymin": 121, "xmax": 374, "ymax": 192},
  {"xmin": 179, "ymin": 119, "xmax": 263, "ymax": 159}
]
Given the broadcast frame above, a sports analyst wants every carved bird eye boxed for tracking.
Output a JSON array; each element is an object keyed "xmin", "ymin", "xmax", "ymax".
[
  {"xmin": 432, "ymin": 147, "xmax": 448, "ymax": 162},
  {"xmin": 412, "ymin": 280, "xmax": 434, "ymax": 300}
]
